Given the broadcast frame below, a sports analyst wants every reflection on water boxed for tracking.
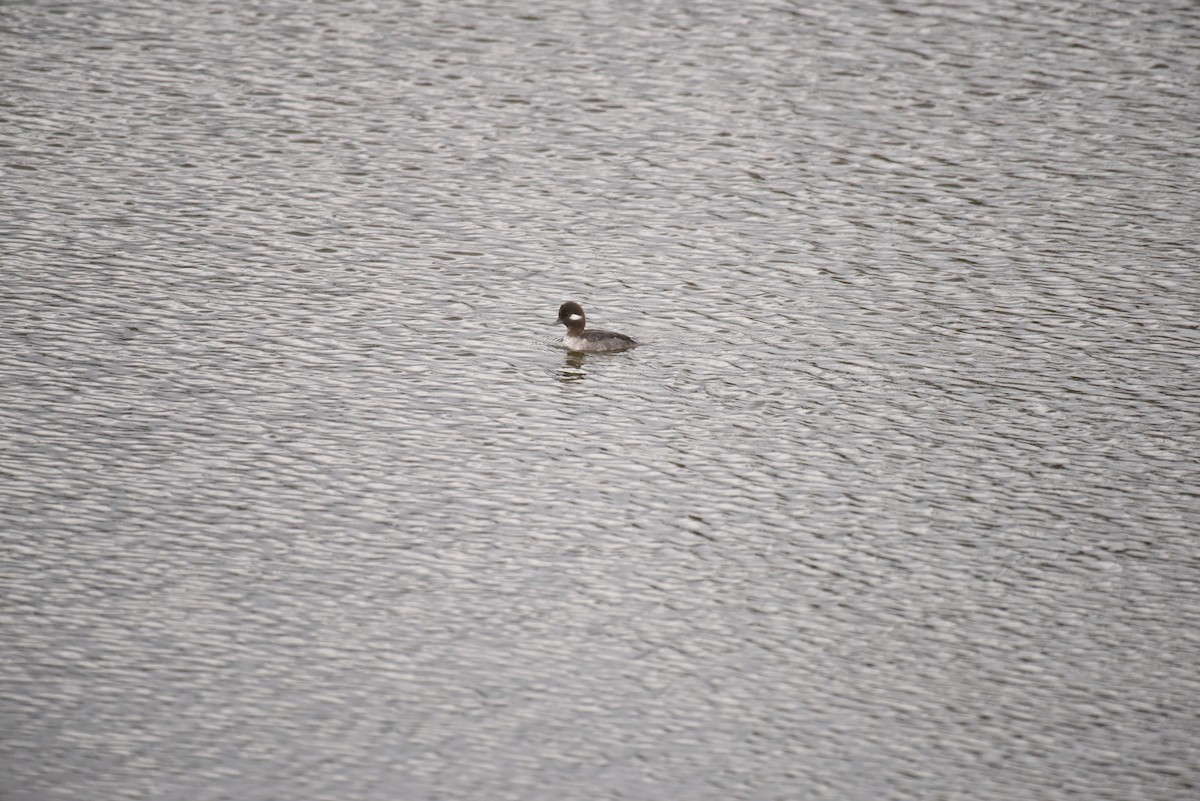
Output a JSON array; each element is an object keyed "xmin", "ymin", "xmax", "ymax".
[
  {"xmin": 2, "ymin": 0, "xmax": 1198, "ymax": 800},
  {"xmin": 558, "ymin": 350, "xmax": 589, "ymax": 382}
]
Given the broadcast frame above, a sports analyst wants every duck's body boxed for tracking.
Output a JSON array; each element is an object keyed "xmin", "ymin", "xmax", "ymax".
[{"xmin": 556, "ymin": 301, "xmax": 637, "ymax": 352}]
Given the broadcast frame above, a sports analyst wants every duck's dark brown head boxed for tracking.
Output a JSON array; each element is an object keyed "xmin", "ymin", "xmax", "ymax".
[{"xmin": 557, "ymin": 301, "xmax": 586, "ymax": 334}]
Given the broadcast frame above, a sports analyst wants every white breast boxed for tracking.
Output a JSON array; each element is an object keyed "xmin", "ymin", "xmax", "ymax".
[{"xmin": 563, "ymin": 332, "xmax": 590, "ymax": 351}]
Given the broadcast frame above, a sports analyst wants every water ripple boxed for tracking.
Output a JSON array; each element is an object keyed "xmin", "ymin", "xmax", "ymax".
[{"xmin": 3, "ymin": 0, "xmax": 1199, "ymax": 800}]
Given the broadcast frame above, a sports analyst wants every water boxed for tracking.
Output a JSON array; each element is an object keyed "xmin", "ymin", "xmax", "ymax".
[{"xmin": 2, "ymin": 1, "xmax": 1198, "ymax": 799}]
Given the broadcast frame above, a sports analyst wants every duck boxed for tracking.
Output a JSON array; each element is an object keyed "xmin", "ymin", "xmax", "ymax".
[{"xmin": 556, "ymin": 301, "xmax": 637, "ymax": 352}]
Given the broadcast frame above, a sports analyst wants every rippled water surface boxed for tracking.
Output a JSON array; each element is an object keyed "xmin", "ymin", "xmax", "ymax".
[{"xmin": 3, "ymin": 1, "xmax": 1198, "ymax": 799}]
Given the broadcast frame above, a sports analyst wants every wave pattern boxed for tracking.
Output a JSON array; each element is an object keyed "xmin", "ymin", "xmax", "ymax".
[{"xmin": 2, "ymin": 1, "xmax": 1198, "ymax": 799}]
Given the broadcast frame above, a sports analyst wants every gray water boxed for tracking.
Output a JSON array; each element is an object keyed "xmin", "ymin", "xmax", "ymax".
[{"xmin": 2, "ymin": 0, "xmax": 1198, "ymax": 799}]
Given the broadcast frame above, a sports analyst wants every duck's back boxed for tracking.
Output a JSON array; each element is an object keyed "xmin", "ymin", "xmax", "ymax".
[{"xmin": 565, "ymin": 328, "xmax": 637, "ymax": 352}]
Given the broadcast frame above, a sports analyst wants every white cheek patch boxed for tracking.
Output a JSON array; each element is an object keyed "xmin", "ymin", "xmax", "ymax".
[{"xmin": 568, "ymin": 314, "xmax": 583, "ymax": 322}]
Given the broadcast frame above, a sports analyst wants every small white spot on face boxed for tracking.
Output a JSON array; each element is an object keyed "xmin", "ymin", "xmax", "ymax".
[{"xmin": 568, "ymin": 313, "xmax": 583, "ymax": 322}]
